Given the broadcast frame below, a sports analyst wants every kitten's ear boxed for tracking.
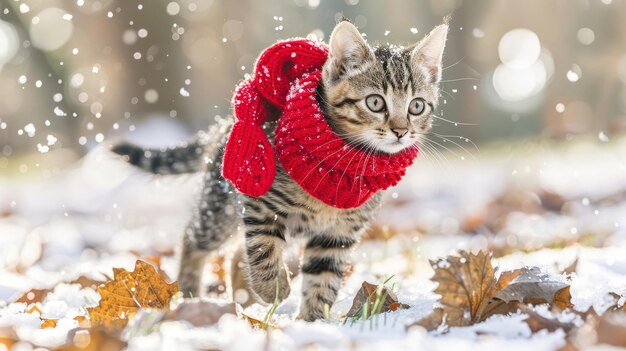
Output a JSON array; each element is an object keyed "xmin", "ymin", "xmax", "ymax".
[
  {"xmin": 328, "ymin": 21, "xmax": 374, "ymax": 80},
  {"xmin": 410, "ymin": 22, "xmax": 449, "ymax": 84}
]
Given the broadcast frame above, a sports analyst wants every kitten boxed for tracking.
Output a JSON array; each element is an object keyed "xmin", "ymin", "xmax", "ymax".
[{"xmin": 112, "ymin": 19, "xmax": 448, "ymax": 321}]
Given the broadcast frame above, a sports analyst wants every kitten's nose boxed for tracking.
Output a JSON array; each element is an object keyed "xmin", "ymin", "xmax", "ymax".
[{"xmin": 391, "ymin": 128, "xmax": 408, "ymax": 138}]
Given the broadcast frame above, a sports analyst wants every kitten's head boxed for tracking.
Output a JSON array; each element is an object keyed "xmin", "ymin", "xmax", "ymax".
[{"xmin": 320, "ymin": 20, "xmax": 448, "ymax": 154}]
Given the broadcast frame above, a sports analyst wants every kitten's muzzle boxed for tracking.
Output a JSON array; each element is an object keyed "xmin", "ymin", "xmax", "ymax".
[{"xmin": 391, "ymin": 128, "xmax": 408, "ymax": 138}]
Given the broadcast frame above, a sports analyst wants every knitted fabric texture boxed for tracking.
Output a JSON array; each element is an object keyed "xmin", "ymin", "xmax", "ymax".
[{"xmin": 222, "ymin": 38, "xmax": 419, "ymax": 208}]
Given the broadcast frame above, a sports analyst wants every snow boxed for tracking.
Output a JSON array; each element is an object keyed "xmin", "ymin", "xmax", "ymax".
[{"xmin": 0, "ymin": 137, "xmax": 625, "ymax": 349}]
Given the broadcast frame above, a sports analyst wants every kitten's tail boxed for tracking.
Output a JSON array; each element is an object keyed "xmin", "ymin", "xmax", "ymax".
[{"xmin": 110, "ymin": 131, "xmax": 209, "ymax": 175}]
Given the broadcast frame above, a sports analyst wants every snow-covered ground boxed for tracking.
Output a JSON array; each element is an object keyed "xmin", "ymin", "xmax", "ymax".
[{"xmin": 1, "ymin": 136, "xmax": 625, "ymax": 350}]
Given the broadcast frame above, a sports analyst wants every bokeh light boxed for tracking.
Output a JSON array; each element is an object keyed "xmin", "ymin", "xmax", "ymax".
[
  {"xmin": 29, "ymin": 7, "xmax": 74, "ymax": 51},
  {"xmin": 0, "ymin": 20, "xmax": 18, "ymax": 69}
]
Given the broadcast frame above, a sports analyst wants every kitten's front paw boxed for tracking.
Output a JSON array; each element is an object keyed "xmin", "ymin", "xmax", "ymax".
[{"xmin": 250, "ymin": 268, "xmax": 291, "ymax": 304}]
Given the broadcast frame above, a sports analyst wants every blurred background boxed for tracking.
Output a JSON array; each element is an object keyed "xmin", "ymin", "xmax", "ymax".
[{"xmin": 0, "ymin": 0, "xmax": 625, "ymax": 174}]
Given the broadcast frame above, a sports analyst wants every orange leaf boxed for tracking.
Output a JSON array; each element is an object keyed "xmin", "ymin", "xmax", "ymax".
[
  {"xmin": 27, "ymin": 305, "xmax": 42, "ymax": 315},
  {"xmin": 41, "ymin": 319, "xmax": 57, "ymax": 329},
  {"xmin": 87, "ymin": 260, "xmax": 179, "ymax": 329},
  {"xmin": 241, "ymin": 313, "xmax": 267, "ymax": 329},
  {"xmin": 0, "ymin": 327, "xmax": 18, "ymax": 349},
  {"xmin": 60, "ymin": 328, "xmax": 127, "ymax": 351},
  {"xmin": 15, "ymin": 288, "xmax": 51, "ymax": 304},
  {"xmin": 74, "ymin": 315, "xmax": 91, "ymax": 328}
]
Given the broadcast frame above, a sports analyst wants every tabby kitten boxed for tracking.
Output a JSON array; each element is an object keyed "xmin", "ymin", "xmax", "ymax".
[{"xmin": 112, "ymin": 20, "xmax": 448, "ymax": 321}]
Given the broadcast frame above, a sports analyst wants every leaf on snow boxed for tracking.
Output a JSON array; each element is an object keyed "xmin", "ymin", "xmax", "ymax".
[
  {"xmin": 519, "ymin": 305, "xmax": 576, "ymax": 334},
  {"xmin": 87, "ymin": 260, "xmax": 179, "ymax": 329},
  {"xmin": 416, "ymin": 251, "xmax": 498, "ymax": 328},
  {"xmin": 595, "ymin": 312, "xmax": 626, "ymax": 347},
  {"xmin": 608, "ymin": 292, "xmax": 626, "ymax": 312},
  {"xmin": 561, "ymin": 257, "xmax": 578, "ymax": 275},
  {"xmin": 494, "ymin": 267, "xmax": 573, "ymax": 310},
  {"xmin": 14, "ymin": 288, "xmax": 52, "ymax": 304},
  {"xmin": 41, "ymin": 319, "xmax": 57, "ymax": 329},
  {"xmin": 163, "ymin": 299, "xmax": 237, "ymax": 327},
  {"xmin": 410, "ymin": 251, "xmax": 574, "ymax": 331},
  {"xmin": 346, "ymin": 281, "xmax": 409, "ymax": 319},
  {"xmin": 60, "ymin": 327, "xmax": 127, "ymax": 351},
  {"xmin": 241, "ymin": 312, "xmax": 272, "ymax": 329},
  {"xmin": 0, "ymin": 327, "xmax": 18, "ymax": 349}
]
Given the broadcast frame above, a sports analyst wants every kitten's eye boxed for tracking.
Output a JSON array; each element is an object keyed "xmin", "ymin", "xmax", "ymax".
[
  {"xmin": 365, "ymin": 94, "xmax": 386, "ymax": 112},
  {"xmin": 408, "ymin": 98, "xmax": 426, "ymax": 116}
]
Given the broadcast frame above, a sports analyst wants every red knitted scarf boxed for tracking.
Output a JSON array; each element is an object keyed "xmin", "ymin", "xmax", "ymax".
[{"xmin": 222, "ymin": 39, "xmax": 418, "ymax": 208}]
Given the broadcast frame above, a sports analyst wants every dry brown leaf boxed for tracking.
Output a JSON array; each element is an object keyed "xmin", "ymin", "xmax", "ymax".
[
  {"xmin": 608, "ymin": 292, "xmax": 626, "ymax": 311},
  {"xmin": 495, "ymin": 269, "xmax": 524, "ymax": 291},
  {"xmin": 87, "ymin": 260, "xmax": 179, "ymax": 329},
  {"xmin": 519, "ymin": 305, "xmax": 576, "ymax": 334},
  {"xmin": 346, "ymin": 281, "xmax": 409, "ymax": 318},
  {"xmin": 411, "ymin": 308, "xmax": 447, "ymax": 330},
  {"xmin": 553, "ymin": 287, "xmax": 574, "ymax": 310},
  {"xmin": 494, "ymin": 267, "xmax": 573, "ymax": 310},
  {"xmin": 14, "ymin": 288, "xmax": 52, "ymax": 304},
  {"xmin": 428, "ymin": 251, "xmax": 497, "ymax": 327},
  {"xmin": 595, "ymin": 312, "xmax": 626, "ymax": 347},
  {"xmin": 561, "ymin": 257, "xmax": 578, "ymax": 275},
  {"xmin": 163, "ymin": 299, "xmax": 237, "ymax": 327},
  {"xmin": 411, "ymin": 252, "xmax": 574, "ymax": 331},
  {"xmin": 61, "ymin": 328, "xmax": 127, "ymax": 351}
]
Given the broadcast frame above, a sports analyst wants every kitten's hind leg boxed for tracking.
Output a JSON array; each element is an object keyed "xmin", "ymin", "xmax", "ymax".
[
  {"xmin": 177, "ymin": 157, "xmax": 237, "ymax": 297},
  {"xmin": 178, "ymin": 232, "xmax": 211, "ymax": 297}
]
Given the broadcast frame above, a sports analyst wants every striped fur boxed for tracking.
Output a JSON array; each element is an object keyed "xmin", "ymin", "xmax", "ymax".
[
  {"xmin": 112, "ymin": 20, "xmax": 447, "ymax": 321},
  {"xmin": 111, "ymin": 130, "xmax": 210, "ymax": 175}
]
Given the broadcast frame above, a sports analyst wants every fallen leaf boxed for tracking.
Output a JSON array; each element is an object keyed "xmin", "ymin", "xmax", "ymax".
[
  {"xmin": 346, "ymin": 281, "xmax": 409, "ymax": 319},
  {"xmin": 421, "ymin": 251, "xmax": 497, "ymax": 328},
  {"xmin": 163, "ymin": 299, "xmax": 237, "ymax": 327},
  {"xmin": 87, "ymin": 260, "xmax": 179, "ymax": 329},
  {"xmin": 14, "ymin": 288, "xmax": 52, "ymax": 304},
  {"xmin": 411, "ymin": 308, "xmax": 447, "ymax": 331},
  {"xmin": 0, "ymin": 327, "xmax": 18, "ymax": 349},
  {"xmin": 596, "ymin": 312, "xmax": 626, "ymax": 347},
  {"xmin": 608, "ymin": 292, "xmax": 626, "ymax": 311},
  {"xmin": 41, "ymin": 319, "xmax": 57, "ymax": 329},
  {"xmin": 61, "ymin": 328, "xmax": 127, "ymax": 351},
  {"xmin": 27, "ymin": 304, "xmax": 43, "ymax": 315},
  {"xmin": 241, "ymin": 313, "xmax": 268, "ymax": 329},
  {"xmin": 519, "ymin": 305, "xmax": 576, "ymax": 334},
  {"xmin": 561, "ymin": 257, "xmax": 578, "ymax": 275},
  {"xmin": 74, "ymin": 315, "xmax": 91, "ymax": 328},
  {"xmin": 494, "ymin": 267, "xmax": 573, "ymax": 310},
  {"xmin": 411, "ymin": 251, "xmax": 574, "ymax": 331}
]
